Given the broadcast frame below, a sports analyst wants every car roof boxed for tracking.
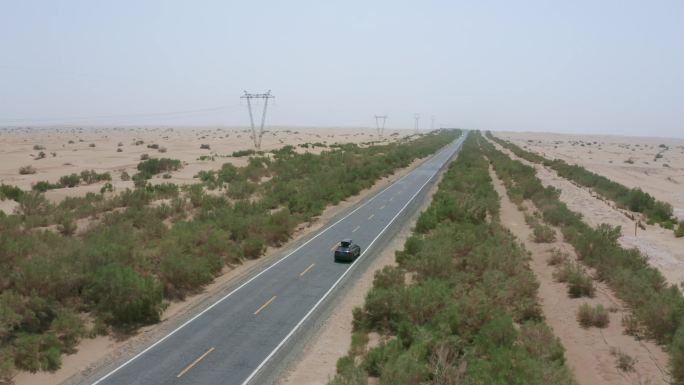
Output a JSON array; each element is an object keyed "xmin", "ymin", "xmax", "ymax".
[{"xmin": 341, "ymin": 238, "xmax": 353, "ymax": 243}]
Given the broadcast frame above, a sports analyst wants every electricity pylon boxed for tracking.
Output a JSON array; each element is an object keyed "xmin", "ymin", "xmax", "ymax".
[
  {"xmin": 374, "ymin": 115, "xmax": 387, "ymax": 139},
  {"xmin": 241, "ymin": 90, "xmax": 275, "ymax": 150}
]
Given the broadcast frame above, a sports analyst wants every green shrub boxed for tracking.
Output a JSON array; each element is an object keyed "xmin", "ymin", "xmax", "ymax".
[
  {"xmin": 50, "ymin": 308, "xmax": 84, "ymax": 353},
  {"xmin": 676, "ymin": 221, "xmax": 684, "ymax": 238},
  {"xmin": 0, "ymin": 346, "xmax": 14, "ymax": 384},
  {"xmin": 136, "ymin": 158, "xmax": 181, "ymax": 179},
  {"xmin": 567, "ymin": 269, "xmax": 595, "ymax": 298},
  {"xmin": 232, "ymin": 149, "xmax": 256, "ymax": 157},
  {"xmin": 241, "ymin": 237, "xmax": 264, "ymax": 259},
  {"xmin": 85, "ymin": 264, "xmax": 163, "ymax": 326},
  {"xmin": 80, "ymin": 170, "xmax": 111, "ymax": 184},
  {"xmin": 533, "ymin": 223, "xmax": 556, "ymax": 243},
  {"xmin": 32, "ymin": 181, "xmax": 58, "ymax": 192},
  {"xmin": 12, "ymin": 333, "xmax": 62, "ymax": 372},
  {"xmin": 670, "ymin": 324, "xmax": 684, "ymax": 382},
  {"xmin": 56, "ymin": 213, "xmax": 77, "ymax": 236},
  {"xmin": 577, "ymin": 303, "xmax": 609, "ymax": 328},
  {"xmin": 59, "ymin": 173, "xmax": 81, "ymax": 188},
  {"xmin": 0, "ymin": 184, "xmax": 25, "ymax": 201},
  {"xmin": 547, "ymin": 248, "xmax": 567, "ymax": 266}
]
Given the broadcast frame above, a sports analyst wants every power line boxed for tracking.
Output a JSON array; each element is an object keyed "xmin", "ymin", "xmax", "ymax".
[
  {"xmin": 0, "ymin": 105, "xmax": 233, "ymax": 124},
  {"xmin": 374, "ymin": 115, "xmax": 387, "ymax": 139},
  {"xmin": 241, "ymin": 90, "xmax": 275, "ymax": 150}
]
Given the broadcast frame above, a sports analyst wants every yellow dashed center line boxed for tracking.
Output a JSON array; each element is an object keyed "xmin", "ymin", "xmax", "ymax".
[
  {"xmin": 368, "ymin": 214, "xmax": 374, "ymax": 220},
  {"xmin": 176, "ymin": 347, "xmax": 215, "ymax": 378},
  {"xmin": 330, "ymin": 243, "xmax": 339, "ymax": 252},
  {"xmin": 254, "ymin": 296, "xmax": 277, "ymax": 315},
  {"xmin": 299, "ymin": 263, "xmax": 315, "ymax": 277},
  {"xmin": 352, "ymin": 225, "xmax": 360, "ymax": 233}
]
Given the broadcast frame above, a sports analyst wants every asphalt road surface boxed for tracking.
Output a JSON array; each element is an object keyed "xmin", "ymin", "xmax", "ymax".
[{"xmin": 90, "ymin": 132, "xmax": 467, "ymax": 385}]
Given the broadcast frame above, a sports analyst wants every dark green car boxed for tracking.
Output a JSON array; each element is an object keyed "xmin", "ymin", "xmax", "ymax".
[{"xmin": 334, "ymin": 239, "xmax": 361, "ymax": 262}]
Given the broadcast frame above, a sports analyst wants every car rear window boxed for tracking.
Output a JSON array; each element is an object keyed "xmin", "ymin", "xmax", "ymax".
[{"xmin": 341, "ymin": 241, "xmax": 351, "ymax": 247}]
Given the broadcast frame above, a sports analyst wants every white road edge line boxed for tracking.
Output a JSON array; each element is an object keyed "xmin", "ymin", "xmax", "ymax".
[
  {"xmin": 239, "ymin": 140, "xmax": 463, "ymax": 385},
  {"xmin": 91, "ymin": 140, "xmax": 457, "ymax": 385}
]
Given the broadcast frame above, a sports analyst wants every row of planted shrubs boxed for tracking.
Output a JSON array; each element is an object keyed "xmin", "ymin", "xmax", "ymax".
[
  {"xmin": 194, "ymin": 131, "xmax": 460, "ymax": 220},
  {"xmin": 0, "ymin": 130, "xmax": 459, "ymax": 382},
  {"xmin": 330, "ymin": 134, "xmax": 576, "ymax": 384},
  {"xmin": 477, "ymin": 132, "xmax": 684, "ymax": 382},
  {"xmin": 31, "ymin": 170, "xmax": 112, "ymax": 192},
  {"xmin": 486, "ymin": 132, "xmax": 684, "ymax": 236}
]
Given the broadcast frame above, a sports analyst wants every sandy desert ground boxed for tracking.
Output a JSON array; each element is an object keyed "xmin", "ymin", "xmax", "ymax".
[
  {"xmin": 489, "ymin": 132, "xmax": 684, "ymax": 287},
  {"xmin": 0, "ymin": 126, "xmax": 412, "ymax": 214},
  {"xmin": 495, "ymin": 131, "xmax": 684, "ymax": 220}
]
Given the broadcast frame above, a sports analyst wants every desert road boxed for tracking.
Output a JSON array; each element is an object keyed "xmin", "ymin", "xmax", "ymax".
[{"xmin": 88, "ymin": 132, "xmax": 467, "ymax": 385}]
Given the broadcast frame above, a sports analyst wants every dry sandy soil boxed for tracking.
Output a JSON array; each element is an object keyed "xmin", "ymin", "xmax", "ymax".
[
  {"xmin": 489, "ymin": 133, "xmax": 684, "ymax": 287},
  {"xmin": 494, "ymin": 131, "xmax": 684, "ymax": 220},
  {"xmin": 489, "ymin": 165, "xmax": 669, "ymax": 385},
  {"xmin": 0, "ymin": 125, "xmax": 412, "ymax": 213},
  {"xmin": 9, "ymin": 138, "xmax": 429, "ymax": 385}
]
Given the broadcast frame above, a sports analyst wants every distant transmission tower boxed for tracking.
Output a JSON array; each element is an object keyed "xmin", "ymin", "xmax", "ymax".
[
  {"xmin": 414, "ymin": 113, "xmax": 420, "ymax": 133},
  {"xmin": 431, "ymin": 115, "xmax": 435, "ymax": 130},
  {"xmin": 374, "ymin": 115, "xmax": 387, "ymax": 139},
  {"xmin": 241, "ymin": 90, "xmax": 275, "ymax": 150}
]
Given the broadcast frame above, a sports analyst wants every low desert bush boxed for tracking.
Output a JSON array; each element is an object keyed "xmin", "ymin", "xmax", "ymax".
[
  {"xmin": 547, "ymin": 248, "xmax": 568, "ymax": 266},
  {"xmin": 533, "ymin": 223, "xmax": 556, "ymax": 242},
  {"xmin": 553, "ymin": 262, "xmax": 595, "ymax": 299},
  {"xmin": 676, "ymin": 221, "xmax": 684, "ymax": 238},
  {"xmin": 610, "ymin": 347, "xmax": 636, "ymax": 372},
  {"xmin": 59, "ymin": 174, "xmax": 81, "ymax": 188},
  {"xmin": 19, "ymin": 165, "xmax": 36, "ymax": 175},
  {"xmin": 577, "ymin": 303, "xmax": 609, "ymax": 328},
  {"xmin": 232, "ymin": 149, "xmax": 256, "ymax": 157}
]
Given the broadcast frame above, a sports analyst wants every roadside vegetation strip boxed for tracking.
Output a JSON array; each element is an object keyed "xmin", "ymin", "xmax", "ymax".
[
  {"xmin": 485, "ymin": 131, "xmax": 684, "ymax": 237},
  {"xmin": 329, "ymin": 134, "xmax": 576, "ymax": 385},
  {"xmin": 0, "ymin": 130, "xmax": 459, "ymax": 383},
  {"xmin": 477, "ymin": 132, "xmax": 684, "ymax": 382}
]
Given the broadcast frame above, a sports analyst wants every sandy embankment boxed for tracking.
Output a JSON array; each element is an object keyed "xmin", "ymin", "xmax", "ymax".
[
  {"xmin": 489, "ymin": 134, "xmax": 684, "ymax": 287},
  {"xmin": 11, "ymin": 135, "xmax": 430, "ymax": 385},
  {"xmin": 0, "ymin": 126, "xmax": 410, "ymax": 210},
  {"xmin": 489, "ymin": 165, "xmax": 669, "ymax": 385}
]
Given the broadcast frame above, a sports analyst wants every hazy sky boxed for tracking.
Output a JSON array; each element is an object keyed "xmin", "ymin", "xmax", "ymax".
[{"xmin": 1, "ymin": 1, "xmax": 682, "ymax": 137}]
